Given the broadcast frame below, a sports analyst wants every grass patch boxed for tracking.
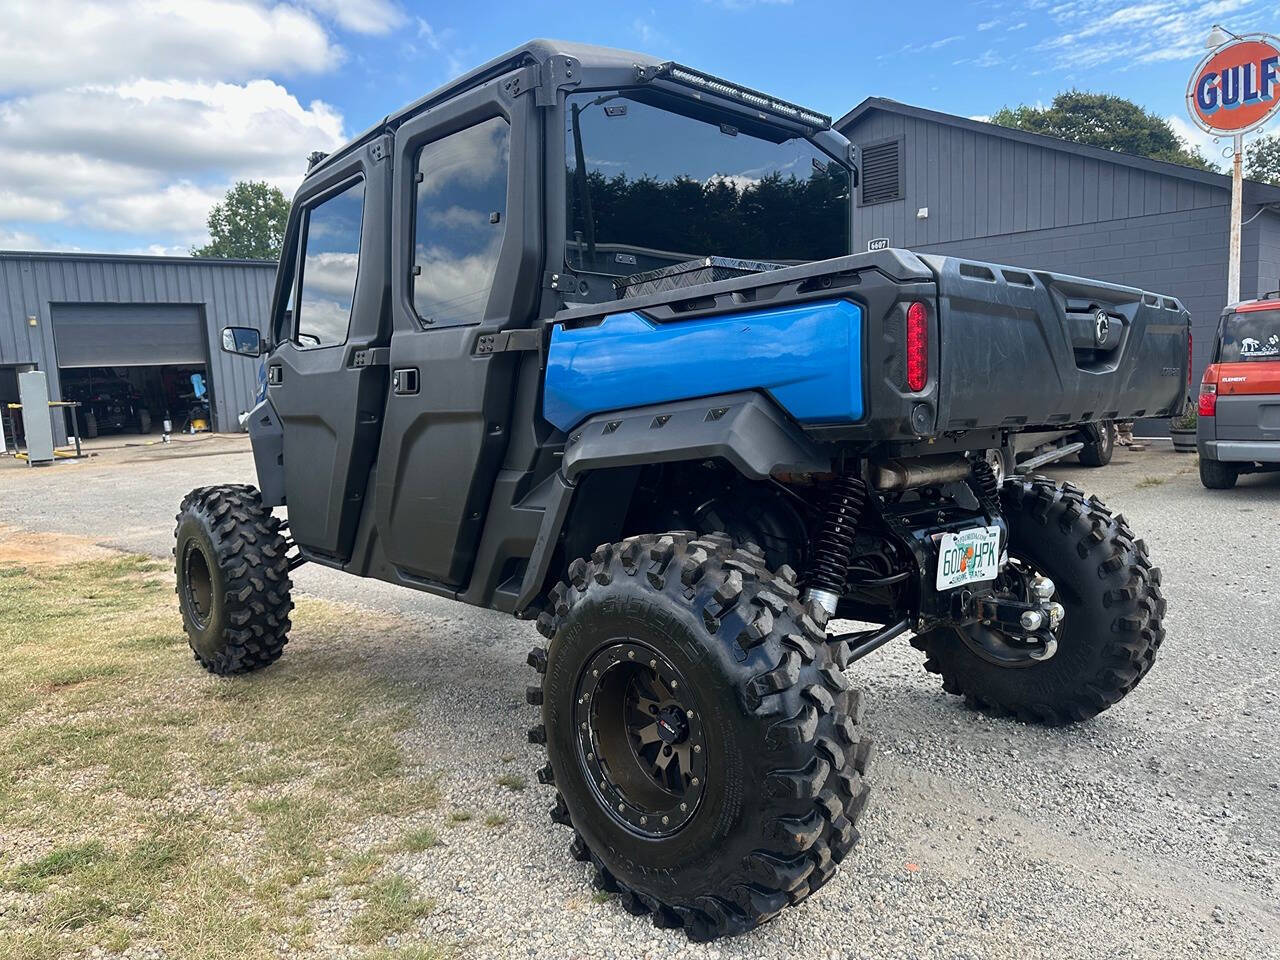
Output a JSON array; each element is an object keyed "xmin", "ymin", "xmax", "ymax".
[
  {"xmin": 397, "ymin": 826, "xmax": 441, "ymax": 852},
  {"xmin": 1135, "ymin": 475, "xmax": 1167, "ymax": 488},
  {"xmin": 350, "ymin": 875, "xmax": 434, "ymax": 944},
  {"xmin": 495, "ymin": 773, "xmax": 526, "ymax": 792},
  {"xmin": 483, "ymin": 812, "xmax": 507, "ymax": 828},
  {"xmin": 447, "ymin": 810, "xmax": 472, "ymax": 824},
  {"xmin": 0, "ymin": 554, "xmax": 443, "ymax": 960}
]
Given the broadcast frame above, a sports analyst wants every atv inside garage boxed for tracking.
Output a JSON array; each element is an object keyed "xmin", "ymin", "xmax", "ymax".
[{"xmin": 51, "ymin": 303, "xmax": 214, "ymax": 436}]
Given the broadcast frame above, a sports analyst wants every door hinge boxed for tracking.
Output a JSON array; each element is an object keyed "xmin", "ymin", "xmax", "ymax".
[
  {"xmin": 475, "ymin": 329, "xmax": 541, "ymax": 356},
  {"xmin": 351, "ymin": 347, "xmax": 390, "ymax": 368},
  {"xmin": 505, "ymin": 56, "xmax": 581, "ymax": 107},
  {"xmin": 368, "ymin": 136, "xmax": 390, "ymax": 163}
]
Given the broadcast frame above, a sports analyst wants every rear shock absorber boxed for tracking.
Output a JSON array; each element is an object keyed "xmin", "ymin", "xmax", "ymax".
[
  {"xmin": 802, "ymin": 474, "xmax": 867, "ymax": 617},
  {"xmin": 969, "ymin": 456, "xmax": 1001, "ymax": 505}
]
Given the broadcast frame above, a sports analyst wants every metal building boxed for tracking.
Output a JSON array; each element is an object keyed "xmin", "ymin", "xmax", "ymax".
[
  {"xmin": 837, "ymin": 98, "xmax": 1280, "ymax": 390},
  {"xmin": 0, "ymin": 251, "xmax": 276, "ymax": 442}
]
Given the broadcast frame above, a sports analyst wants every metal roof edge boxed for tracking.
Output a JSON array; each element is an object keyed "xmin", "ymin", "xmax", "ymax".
[
  {"xmin": 0, "ymin": 250, "xmax": 278, "ymax": 268},
  {"xmin": 837, "ymin": 97, "xmax": 1280, "ymax": 204}
]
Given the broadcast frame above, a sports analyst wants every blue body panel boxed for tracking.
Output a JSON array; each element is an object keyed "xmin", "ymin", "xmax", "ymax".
[{"xmin": 543, "ymin": 299, "xmax": 864, "ymax": 432}]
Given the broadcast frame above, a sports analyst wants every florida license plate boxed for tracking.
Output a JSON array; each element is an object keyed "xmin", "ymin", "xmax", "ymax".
[{"xmin": 936, "ymin": 525, "xmax": 1002, "ymax": 591}]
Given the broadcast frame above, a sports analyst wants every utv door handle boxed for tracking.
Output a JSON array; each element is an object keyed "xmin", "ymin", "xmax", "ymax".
[{"xmin": 392, "ymin": 368, "xmax": 419, "ymax": 396}]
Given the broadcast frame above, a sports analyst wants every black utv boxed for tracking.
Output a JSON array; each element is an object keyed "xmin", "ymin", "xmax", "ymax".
[{"xmin": 175, "ymin": 41, "xmax": 1185, "ymax": 941}]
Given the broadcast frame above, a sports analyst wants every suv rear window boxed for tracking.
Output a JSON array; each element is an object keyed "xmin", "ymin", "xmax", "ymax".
[{"xmin": 1219, "ymin": 308, "xmax": 1280, "ymax": 361}]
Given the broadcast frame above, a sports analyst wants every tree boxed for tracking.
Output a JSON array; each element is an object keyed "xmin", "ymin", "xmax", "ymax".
[
  {"xmin": 1245, "ymin": 134, "xmax": 1280, "ymax": 186},
  {"xmin": 992, "ymin": 91, "xmax": 1216, "ymax": 171},
  {"xmin": 192, "ymin": 180, "xmax": 291, "ymax": 260}
]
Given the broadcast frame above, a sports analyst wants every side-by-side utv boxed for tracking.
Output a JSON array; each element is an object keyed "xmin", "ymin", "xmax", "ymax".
[{"xmin": 174, "ymin": 41, "xmax": 1185, "ymax": 941}]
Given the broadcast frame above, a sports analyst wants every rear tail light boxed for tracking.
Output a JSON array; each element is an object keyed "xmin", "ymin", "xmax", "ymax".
[
  {"xmin": 906, "ymin": 301, "xmax": 928, "ymax": 392},
  {"xmin": 1199, "ymin": 363, "xmax": 1218, "ymax": 417}
]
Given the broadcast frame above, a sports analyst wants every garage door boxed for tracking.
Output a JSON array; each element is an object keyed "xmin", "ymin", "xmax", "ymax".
[{"xmin": 52, "ymin": 303, "xmax": 207, "ymax": 368}]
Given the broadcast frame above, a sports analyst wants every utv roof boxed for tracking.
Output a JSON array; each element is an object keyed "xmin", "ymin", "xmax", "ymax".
[
  {"xmin": 309, "ymin": 39, "xmax": 832, "ymax": 178},
  {"xmin": 310, "ymin": 40, "xmax": 663, "ymax": 177}
]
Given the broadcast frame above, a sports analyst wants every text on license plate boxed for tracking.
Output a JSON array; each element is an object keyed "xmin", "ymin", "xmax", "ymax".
[{"xmin": 936, "ymin": 525, "xmax": 1002, "ymax": 591}]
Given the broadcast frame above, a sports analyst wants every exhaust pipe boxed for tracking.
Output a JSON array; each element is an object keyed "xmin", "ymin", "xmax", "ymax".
[{"xmin": 872, "ymin": 456, "xmax": 972, "ymax": 492}]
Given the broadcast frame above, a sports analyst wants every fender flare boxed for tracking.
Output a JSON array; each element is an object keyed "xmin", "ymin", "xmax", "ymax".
[{"xmin": 514, "ymin": 391, "xmax": 828, "ymax": 613}]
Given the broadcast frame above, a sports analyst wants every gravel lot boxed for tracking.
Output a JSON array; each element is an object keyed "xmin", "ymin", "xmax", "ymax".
[{"xmin": 3, "ymin": 437, "xmax": 1279, "ymax": 959}]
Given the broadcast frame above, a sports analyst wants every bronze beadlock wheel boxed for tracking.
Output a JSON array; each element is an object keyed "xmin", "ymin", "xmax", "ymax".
[{"xmin": 576, "ymin": 641, "xmax": 708, "ymax": 838}]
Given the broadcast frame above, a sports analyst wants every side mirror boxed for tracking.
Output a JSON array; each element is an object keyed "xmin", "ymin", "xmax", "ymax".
[{"xmin": 221, "ymin": 326, "xmax": 262, "ymax": 357}]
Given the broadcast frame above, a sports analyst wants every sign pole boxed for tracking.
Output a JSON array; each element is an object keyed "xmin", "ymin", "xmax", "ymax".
[
  {"xmin": 1229, "ymin": 132, "xmax": 1243, "ymax": 305},
  {"xmin": 1186, "ymin": 31, "xmax": 1280, "ymax": 305}
]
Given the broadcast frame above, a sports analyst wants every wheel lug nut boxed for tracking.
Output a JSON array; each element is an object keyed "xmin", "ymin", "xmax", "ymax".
[
  {"xmin": 639, "ymin": 816, "xmax": 647, "ymax": 825},
  {"xmin": 617, "ymin": 803, "xmax": 624, "ymax": 812},
  {"xmin": 587, "ymin": 752, "xmax": 594, "ymax": 760},
  {"xmin": 691, "ymin": 777, "xmax": 699, "ymax": 786},
  {"xmin": 662, "ymin": 816, "xmax": 669, "ymax": 824},
  {"xmin": 686, "ymin": 709, "xmax": 693, "ymax": 719},
  {"xmin": 694, "ymin": 745, "xmax": 701, "ymax": 753},
  {"xmin": 649, "ymin": 659, "xmax": 656, "ymax": 667},
  {"xmin": 592, "ymin": 669, "xmax": 598, "ymax": 677},
  {"xmin": 628, "ymin": 650, "xmax": 635, "ymax": 659},
  {"xmin": 670, "ymin": 680, "xmax": 678, "ymax": 689},
  {"xmin": 680, "ymin": 803, "xmax": 687, "ymax": 811}
]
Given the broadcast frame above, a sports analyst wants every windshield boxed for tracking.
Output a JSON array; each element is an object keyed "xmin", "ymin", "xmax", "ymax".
[
  {"xmin": 1220, "ymin": 308, "xmax": 1280, "ymax": 362},
  {"xmin": 565, "ymin": 89, "xmax": 850, "ymax": 288}
]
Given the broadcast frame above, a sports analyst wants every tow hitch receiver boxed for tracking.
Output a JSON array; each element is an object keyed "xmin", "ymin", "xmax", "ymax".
[{"xmin": 968, "ymin": 575, "xmax": 1064, "ymax": 661}]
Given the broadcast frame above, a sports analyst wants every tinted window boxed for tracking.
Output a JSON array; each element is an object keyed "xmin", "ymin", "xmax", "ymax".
[
  {"xmin": 414, "ymin": 117, "xmax": 511, "ymax": 326},
  {"xmin": 1220, "ymin": 308, "xmax": 1280, "ymax": 361},
  {"xmin": 296, "ymin": 179, "xmax": 365, "ymax": 348},
  {"xmin": 565, "ymin": 90, "xmax": 849, "ymax": 284}
]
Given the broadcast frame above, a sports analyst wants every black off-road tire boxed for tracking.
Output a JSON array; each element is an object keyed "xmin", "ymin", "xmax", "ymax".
[
  {"xmin": 173, "ymin": 484, "xmax": 293, "ymax": 675},
  {"xmin": 914, "ymin": 477, "xmax": 1165, "ymax": 725},
  {"xmin": 1199, "ymin": 457, "xmax": 1239, "ymax": 490},
  {"xmin": 527, "ymin": 532, "xmax": 871, "ymax": 941},
  {"xmin": 1077, "ymin": 422, "xmax": 1115, "ymax": 467}
]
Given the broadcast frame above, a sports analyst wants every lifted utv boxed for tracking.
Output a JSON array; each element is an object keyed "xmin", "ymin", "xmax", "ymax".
[{"xmin": 175, "ymin": 41, "xmax": 1186, "ymax": 940}]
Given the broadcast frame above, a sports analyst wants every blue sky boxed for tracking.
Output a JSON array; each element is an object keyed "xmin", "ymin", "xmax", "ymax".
[{"xmin": 0, "ymin": 0, "xmax": 1274, "ymax": 255}]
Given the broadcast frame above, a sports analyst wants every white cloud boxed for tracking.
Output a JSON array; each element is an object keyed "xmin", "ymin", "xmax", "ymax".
[
  {"xmin": 81, "ymin": 182, "xmax": 226, "ymax": 234},
  {"xmin": 0, "ymin": 227, "xmax": 44, "ymax": 249},
  {"xmin": 301, "ymin": 0, "xmax": 405, "ymax": 35},
  {"xmin": 0, "ymin": 78, "xmax": 347, "ymax": 247},
  {"xmin": 1032, "ymin": 0, "xmax": 1270, "ymax": 71},
  {"xmin": 978, "ymin": 19, "xmax": 999, "ymax": 30},
  {"xmin": 0, "ymin": 192, "xmax": 66, "ymax": 222},
  {"xmin": 0, "ymin": 1, "xmax": 341, "ymax": 93},
  {"xmin": 412, "ymin": 18, "xmax": 468, "ymax": 78}
]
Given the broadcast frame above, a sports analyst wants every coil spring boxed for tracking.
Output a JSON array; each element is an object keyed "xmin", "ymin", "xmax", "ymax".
[
  {"xmin": 970, "ymin": 457, "xmax": 1000, "ymax": 504},
  {"xmin": 805, "ymin": 475, "xmax": 867, "ymax": 595}
]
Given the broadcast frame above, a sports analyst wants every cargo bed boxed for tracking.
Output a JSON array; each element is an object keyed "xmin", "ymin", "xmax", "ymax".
[{"xmin": 548, "ymin": 248, "xmax": 1191, "ymax": 444}]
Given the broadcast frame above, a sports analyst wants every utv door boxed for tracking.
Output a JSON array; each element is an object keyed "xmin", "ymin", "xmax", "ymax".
[
  {"xmin": 371, "ymin": 77, "xmax": 542, "ymax": 586},
  {"xmin": 266, "ymin": 141, "xmax": 391, "ymax": 561}
]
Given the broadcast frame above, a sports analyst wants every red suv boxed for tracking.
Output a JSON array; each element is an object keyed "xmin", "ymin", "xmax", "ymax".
[{"xmin": 1197, "ymin": 293, "xmax": 1280, "ymax": 488}]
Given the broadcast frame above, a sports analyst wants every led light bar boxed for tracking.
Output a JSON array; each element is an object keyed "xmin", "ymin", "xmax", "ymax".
[{"xmin": 642, "ymin": 62, "xmax": 832, "ymax": 130}]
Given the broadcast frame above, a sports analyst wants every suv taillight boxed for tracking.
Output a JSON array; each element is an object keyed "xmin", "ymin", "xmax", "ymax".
[
  {"xmin": 906, "ymin": 302, "xmax": 928, "ymax": 392},
  {"xmin": 1198, "ymin": 363, "xmax": 1218, "ymax": 417}
]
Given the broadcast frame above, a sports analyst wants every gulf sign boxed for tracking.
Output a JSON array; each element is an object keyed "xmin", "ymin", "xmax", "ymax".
[{"xmin": 1187, "ymin": 35, "xmax": 1280, "ymax": 135}]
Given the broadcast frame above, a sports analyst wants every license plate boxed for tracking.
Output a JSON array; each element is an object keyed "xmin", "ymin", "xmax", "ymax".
[{"xmin": 936, "ymin": 525, "xmax": 1002, "ymax": 591}]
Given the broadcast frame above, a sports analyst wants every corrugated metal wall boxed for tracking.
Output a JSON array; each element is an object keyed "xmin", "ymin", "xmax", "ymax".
[
  {"xmin": 0, "ymin": 253, "xmax": 277, "ymax": 435},
  {"xmin": 845, "ymin": 109, "xmax": 1226, "ymax": 251}
]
